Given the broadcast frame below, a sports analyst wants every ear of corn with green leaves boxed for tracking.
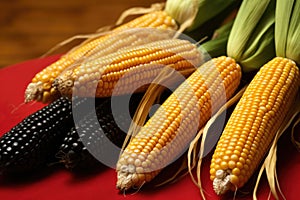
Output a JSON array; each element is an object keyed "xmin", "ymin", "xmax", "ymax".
[
  {"xmin": 209, "ymin": 0, "xmax": 300, "ymax": 197},
  {"xmin": 210, "ymin": 57, "xmax": 300, "ymax": 194},
  {"xmin": 116, "ymin": 56, "xmax": 241, "ymax": 190}
]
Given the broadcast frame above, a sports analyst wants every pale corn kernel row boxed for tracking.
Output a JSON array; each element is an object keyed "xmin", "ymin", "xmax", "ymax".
[
  {"xmin": 54, "ymin": 39, "xmax": 203, "ymax": 98},
  {"xmin": 83, "ymin": 28, "xmax": 175, "ymax": 63},
  {"xmin": 116, "ymin": 56, "xmax": 242, "ymax": 191},
  {"xmin": 210, "ymin": 57, "xmax": 300, "ymax": 195}
]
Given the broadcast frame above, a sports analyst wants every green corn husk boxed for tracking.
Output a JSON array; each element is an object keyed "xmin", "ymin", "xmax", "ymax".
[
  {"xmin": 274, "ymin": 0, "xmax": 294, "ymax": 57},
  {"xmin": 237, "ymin": 0, "xmax": 276, "ymax": 72},
  {"xmin": 227, "ymin": 0, "xmax": 276, "ymax": 72},
  {"xmin": 165, "ymin": 0, "xmax": 240, "ymax": 32},
  {"xmin": 276, "ymin": 0, "xmax": 300, "ymax": 64},
  {"xmin": 286, "ymin": 0, "xmax": 300, "ymax": 64},
  {"xmin": 201, "ymin": 20, "xmax": 234, "ymax": 58}
]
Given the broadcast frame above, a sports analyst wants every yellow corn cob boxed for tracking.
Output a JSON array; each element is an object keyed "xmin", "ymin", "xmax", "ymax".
[
  {"xmin": 24, "ymin": 11, "xmax": 177, "ymax": 103},
  {"xmin": 116, "ymin": 56, "xmax": 242, "ymax": 191},
  {"xmin": 54, "ymin": 38, "xmax": 202, "ymax": 98},
  {"xmin": 210, "ymin": 57, "xmax": 300, "ymax": 195}
]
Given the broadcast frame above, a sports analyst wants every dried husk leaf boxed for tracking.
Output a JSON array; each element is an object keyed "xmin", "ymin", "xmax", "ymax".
[
  {"xmin": 201, "ymin": 20, "xmax": 234, "ymax": 58},
  {"xmin": 291, "ymin": 115, "xmax": 300, "ymax": 151}
]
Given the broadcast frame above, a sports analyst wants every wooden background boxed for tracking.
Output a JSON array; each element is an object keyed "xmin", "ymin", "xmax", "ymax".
[{"xmin": 0, "ymin": 0, "xmax": 161, "ymax": 68}]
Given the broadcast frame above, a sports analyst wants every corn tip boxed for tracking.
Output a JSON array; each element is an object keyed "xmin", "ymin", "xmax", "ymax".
[{"xmin": 24, "ymin": 82, "xmax": 43, "ymax": 103}]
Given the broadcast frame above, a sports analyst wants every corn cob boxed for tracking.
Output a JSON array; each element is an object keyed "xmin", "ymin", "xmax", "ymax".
[
  {"xmin": 53, "ymin": 38, "xmax": 202, "ymax": 98},
  {"xmin": 24, "ymin": 11, "xmax": 177, "ymax": 103},
  {"xmin": 0, "ymin": 97, "xmax": 79, "ymax": 174},
  {"xmin": 57, "ymin": 94, "xmax": 144, "ymax": 170},
  {"xmin": 210, "ymin": 57, "xmax": 300, "ymax": 195},
  {"xmin": 116, "ymin": 56, "xmax": 242, "ymax": 190}
]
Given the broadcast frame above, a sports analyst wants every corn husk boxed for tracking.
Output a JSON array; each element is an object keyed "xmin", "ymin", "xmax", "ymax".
[
  {"xmin": 227, "ymin": 0, "xmax": 276, "ymax": 72},
  {"xmin": 165, "ymin": 0, "xmax": 240, "ymax": 32},
  {"xmin": 286, "ymin": 0, "xmax": 300, "ymax": 65},
  {"xmin": 274, "ymin": 0, "xmax": 294, "ymax": 57},
  {"xmin": 201, "ymin": 20, "xmax": 234, "ymax": 58}
]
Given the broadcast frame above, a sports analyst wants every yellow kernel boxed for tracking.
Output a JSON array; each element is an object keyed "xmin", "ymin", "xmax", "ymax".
[
  {"xmin": 231, "ymin": 154, "xmax": 239, "ymax": 162},
  {"xmin": 215, "ymin": 158, "xmax": 221, "ymax": 164},
  {"xmin": 50, "ymin": 88, "xmax": 58, "ymax": 95},
  {"xmin": 214, "ymin": 164, "xmax": 221, "ymax": 171},
  {"xmin": 210, "ymin": 168, "xmax": 216, "ymax": 175},
  {"xmin": 42, "ymin": 91, "xmax": 50, "ymax": 103},
  {"xmin": 228, "ymin": 161, "xmax": 236, "ymax": 169},
  {"xmin": 220, "ymin": 161, "xmax": 228, "ymax": 170},
  {"xmin": 232, "ymin": 168, "xmax": 241, "ymax": 176},
  {"xmin": 43, "ymin": 83, "xmax": 51, "ymax": 90},
  {"xmin": 144, "ymin": 145, "xmax": 152, "ymax": 152},
  {"xmin": 142, "ymin": 148, "xmax": 150, "ymax": 154},
  {"xmin": 240, "ymin": 152, "xmax": 247, "ymax": 159},
  {"xmin": 242, "ymin": 148, "xmax": 250, "ymax": 155},
  {"xmin": 239, "ymin": 157, "xmax": 246, "ymax": 164},
  {"xmin": 230, "ymin": 175, "xmax": 239, "ymax": 186},
  {"xmin": 225, "ymin": 150, "xmax": 232, "ymax": 155},
  {"xmin": 246, "ymin": 159, "xmax": 251, "ymax": 165},
  {"xmin": 156, "ymin": 143, "xmax": 163, "ymax": 149},
  {"xmin": 41, "ymin": 74, "xmax": 49, "ymax": 82},
  {"xmin": 223, "ymin": 155, "xmax": 230, "ymax": 161},
  {"xmin": 235, "ymin": 145, "xmax": 243, "ymax": 152},
  {"xmin": 236, "ymin": 162, "xmax": 243, "ymax": 169}
]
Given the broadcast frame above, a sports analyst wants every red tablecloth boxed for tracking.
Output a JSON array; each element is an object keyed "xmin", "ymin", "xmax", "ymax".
[{"xmin": 0, "ymin": 55, "xmax": 299, "ymax": 200}]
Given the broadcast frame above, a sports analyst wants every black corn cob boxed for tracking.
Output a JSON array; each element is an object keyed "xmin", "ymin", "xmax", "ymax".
[
  {"xmin": 0, "ymin": 97, "xmax": 91, "ymax": 174},
  {"xmin": 56, "ymin": 94, "xmax": 145, "ymax": 170}
]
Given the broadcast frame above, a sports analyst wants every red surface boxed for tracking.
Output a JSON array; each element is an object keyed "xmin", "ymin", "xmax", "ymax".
[{"xmin": 0, "ymin": 56, "xmax": 299, "ymax": 200}]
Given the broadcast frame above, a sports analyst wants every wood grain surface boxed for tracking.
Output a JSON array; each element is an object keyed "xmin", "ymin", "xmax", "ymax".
[{"xmin": 0, "ymin": 0, "xmax": 162, "ymax": 68}]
